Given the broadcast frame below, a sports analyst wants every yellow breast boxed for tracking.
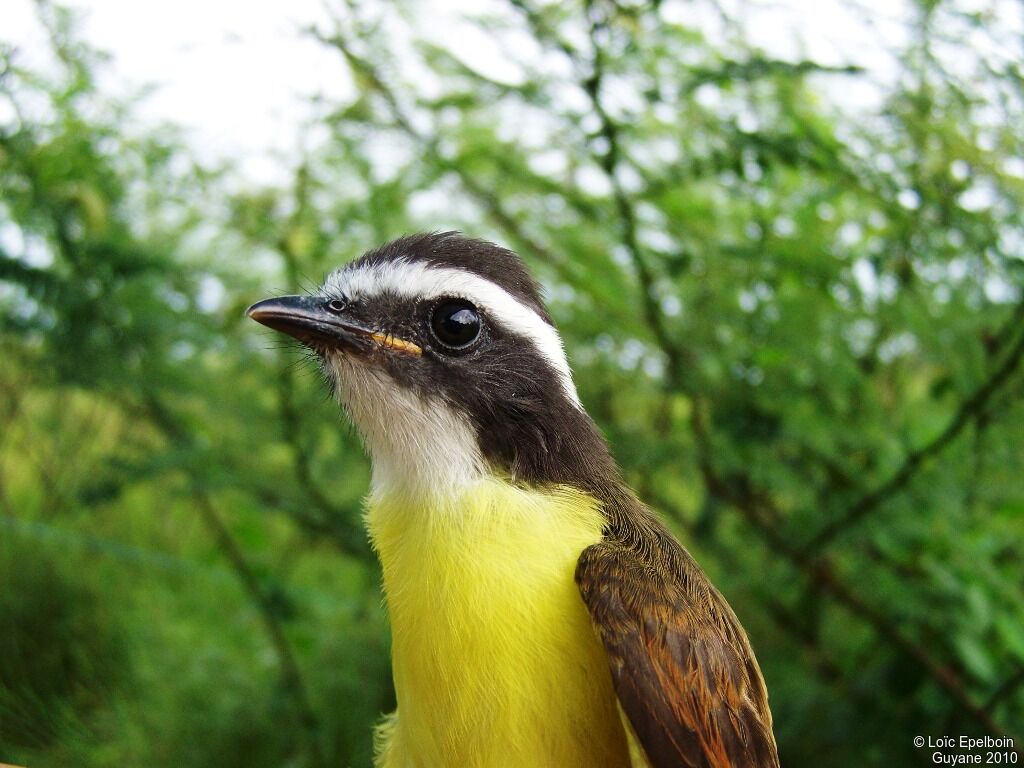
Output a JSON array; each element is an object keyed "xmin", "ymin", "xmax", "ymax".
[{"xmin": 366, "ymin": 478, "xmax": 632, "ymax": 768}]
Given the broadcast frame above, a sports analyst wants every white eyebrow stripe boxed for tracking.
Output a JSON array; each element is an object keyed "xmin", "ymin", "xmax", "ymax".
[{"xmin": 324, "ymin": 258, "xmax": 581, "ymax": 406}]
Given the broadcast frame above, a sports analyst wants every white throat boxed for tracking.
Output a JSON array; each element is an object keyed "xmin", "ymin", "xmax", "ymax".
[{"xmin": 326, "ymin": 355, "xmax": 486, "ymax": 502}]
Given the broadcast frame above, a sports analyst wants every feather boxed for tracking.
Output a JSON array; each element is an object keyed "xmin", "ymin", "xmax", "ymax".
[{"xmin": 577, "ymin": 525, "xmax": 779, "ymax": 768}]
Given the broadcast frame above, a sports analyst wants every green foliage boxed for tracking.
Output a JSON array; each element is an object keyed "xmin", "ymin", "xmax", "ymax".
[
  {"xmin": 0, "ymin": 537, "xmax": 126, "ymax": 754},
  {"xmin": 1, "ymin": 1, "xmax": 1022, "ymax": 766}
]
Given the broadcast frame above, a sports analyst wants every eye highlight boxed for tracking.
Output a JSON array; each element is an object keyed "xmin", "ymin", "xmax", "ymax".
[{"xmin": 430, "ymin": 300, "xmax": 481, "ymax": 349}]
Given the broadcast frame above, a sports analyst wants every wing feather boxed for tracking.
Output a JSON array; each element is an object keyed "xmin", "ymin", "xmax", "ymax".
[{"xmin": 576, "ymin": 534, "xmax": 779, "ymax": 768}]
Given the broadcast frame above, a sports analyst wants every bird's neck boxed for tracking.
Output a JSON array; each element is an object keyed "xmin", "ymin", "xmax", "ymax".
[{"xmin": 330, "ymin": 356, "xmax": 487, "ymax": 498}]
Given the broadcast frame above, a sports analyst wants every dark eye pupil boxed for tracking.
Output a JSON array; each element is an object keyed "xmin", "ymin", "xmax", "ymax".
[{"xmin": 431, "ymin": 301, "xmax": 480, "ymax": 348}]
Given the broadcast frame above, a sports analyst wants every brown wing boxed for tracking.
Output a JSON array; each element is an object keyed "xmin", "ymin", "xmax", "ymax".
[{"xmin": 576, "ymin": 534, "xmax": 779, "ymax": 768}]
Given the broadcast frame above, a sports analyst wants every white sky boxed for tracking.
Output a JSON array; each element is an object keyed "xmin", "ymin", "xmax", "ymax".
[{"xmin": 4, "ymin": 0, "xmax": 1009, "ymax": 186}]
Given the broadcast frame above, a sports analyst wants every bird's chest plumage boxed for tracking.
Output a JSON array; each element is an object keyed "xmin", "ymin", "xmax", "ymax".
[{"xmin": 366, "ymin": 479, "xmax": 631, "ymax": 768}]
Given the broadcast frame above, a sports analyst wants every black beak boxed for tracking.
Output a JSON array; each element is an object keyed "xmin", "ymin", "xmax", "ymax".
[{"xmin": 246, "ymin": 295, "xmax": 422, "ymax": 357}]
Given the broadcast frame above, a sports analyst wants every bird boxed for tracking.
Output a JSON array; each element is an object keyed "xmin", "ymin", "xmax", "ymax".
[{"xmin": 247, "ymin": 232, "xmax": 779, "ymax": 768}]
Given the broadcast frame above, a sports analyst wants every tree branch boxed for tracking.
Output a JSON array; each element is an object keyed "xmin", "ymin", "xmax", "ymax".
[
  {"xmin": 193, "ymin": 491, "xmax": 326, "ymax": 768},
  {"xmin": 688, "ymin": 403, "xmax": 1019, "ymax": 746},
  {"xmin": 310, "ymin": 23, "xmax": 569, "ymax": 276},
  {"xmin": 803, "ymin": 302, "xmax": 1024, "ymax": 553},
  {"xmin": 985, "ymin": 665, "xmax": 1024, "ymax": 713},
  {"xmin": 273, "ymin": 360, "xmax": 368, "ymax": 556},
  {"xmin": 132, "ymin": 391, "xmax": 327, "ymax": 766},
  {"xmin": 510, "ymin": 0, "xmax": 698, "ymax": 383}
]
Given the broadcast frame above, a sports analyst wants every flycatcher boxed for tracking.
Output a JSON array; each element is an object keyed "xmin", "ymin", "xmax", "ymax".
[{"xmin": 248, "ymin": 232, "xmax": 778, "ymax": 768}]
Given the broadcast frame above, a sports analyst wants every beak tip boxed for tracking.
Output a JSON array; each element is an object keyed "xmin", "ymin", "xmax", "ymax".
[{"xmin": 245, "ymin": 300, "xmax": 270, "ymax": 322}]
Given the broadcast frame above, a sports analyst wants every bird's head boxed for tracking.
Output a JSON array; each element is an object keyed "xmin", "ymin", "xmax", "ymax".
[{"xmin": 248, "ymin": 232, "xmax": 613, "ymax": 501}]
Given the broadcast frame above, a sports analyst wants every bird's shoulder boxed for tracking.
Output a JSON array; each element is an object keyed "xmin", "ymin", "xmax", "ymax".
[{"xmin": 575, "ymin": 506, "xmax": 779, "ymax": 768}]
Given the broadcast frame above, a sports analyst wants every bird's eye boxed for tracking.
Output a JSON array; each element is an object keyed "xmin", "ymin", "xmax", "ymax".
[
  {"xmin": 430, "ymin": 300, "xmax": 481, "ymax": 349},
  {"xmin": 326, "ymin": 299, "xmax": 347, "ymax": 313}
]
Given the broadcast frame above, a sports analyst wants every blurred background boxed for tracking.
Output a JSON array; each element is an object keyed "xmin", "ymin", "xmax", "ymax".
[{"xmin": 1, "ymin": 0, "xmax": 1022, "ymax": 765}]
